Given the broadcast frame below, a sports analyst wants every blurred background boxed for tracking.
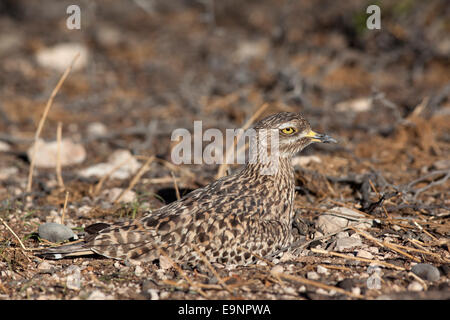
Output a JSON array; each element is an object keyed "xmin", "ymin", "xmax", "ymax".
[{"xmin": 0, "ymin": 0, "xmax": 449, "ymax": 194}]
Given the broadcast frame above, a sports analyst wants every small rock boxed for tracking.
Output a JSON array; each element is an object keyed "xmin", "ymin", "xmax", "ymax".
[
  {"xmin": 316, "ymin": 207, "xmax": 372, "ymax": 234},
  {"xmin": 283, "ymin": 287, "xmax": 297, "ymax": 295},
  {"xmin": 351, "ymin": 287, "xmax": 361, "ymax": 296},
  {"xmin": 411, "ymin": 263, "xmax": 440, "ymax": 281},
  {"xmin": 335, "ymin": 237, "xmax": 363, "ymax": 252},
  {"xmin": 270, "ymin": 265, "xmax": 284, "ymax": 275},
  {"xmin": 38, "ymin": 222, "xmax": 75, "ymax": 243},
  {"xmin": 37, "ymin": 261, "xmax": 54, "ymax": 274},
  {"xmin": 27, "ymin": 138, "xmax": 86, "ymax": 168},
  {"xmin": 100, "ymin": 188, "xmax": 137, "ymax": 203},
  {"xmin": 159, "ymin": 255, "xmax": 173, "ymax": 270},
  {"xmin": 317, "ymin": 265, "xmax": 329, "ymax": 274},
  {"xmin": 356, "ymin": 250, "xmax": 374, "ymax": 259},
  {"xmin": 407, "ymin": 281, "xmax": 424, "ymax": 292},
  {"xmin": 336, "ymin": 231, "xmax": 349, "ymax": 239},
  {"xmin": 307, "ymin": 271, "xmax": 320, "ymax": 280},
  {"xmin": 147, "ymin": 289, "xmax": 159, "ymax": 300},
  {"xmin": 0, "ymin": 141, "xmax": 11, "ymax": 152},
  {"xmin": 66, "ymin": 266, "xmax": 81, "ymax": 291},
  {"xmin": 87, "ymin": 290, "xmax": 107, "ymax": 300},
  {"xmin": 336, "ymin": 97, "xmax": 372, "ymax": 113},
  {"xmin": 35, "ymin": 42, "xmax": 89, "ymax": 72},
  {"xmin": 234, "ymin": 39, "xmax": 270, "ymax": 62},
  {"xmin": 135, "ymin": 265, "xmax": 144, "ymax": 276},
  {"xmin": 87, "ymin": 122, "xmax": 108, "ymax": 137},
  {"xmin": 78, "ymin": 149, "xmax": 141, "ymax": 179}
]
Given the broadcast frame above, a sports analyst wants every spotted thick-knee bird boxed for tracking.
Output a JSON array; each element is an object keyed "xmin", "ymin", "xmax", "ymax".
[{"xmin": 37, "ymin": 112, "xmax": 336, "ymax": 266}]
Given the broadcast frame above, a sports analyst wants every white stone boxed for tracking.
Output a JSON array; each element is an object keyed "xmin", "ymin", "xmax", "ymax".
[
  {"xmin": 27, "ymin": 138, "xmax": 86, "ymax": 168},
  {"xmin": 66, "ymin": 266, "xmax": 81, "ymax": 291},
  {"xmin": 317, "ymin": 265, "xmax": 329, "ymax": 274},
  {"xmin": 307, "ymin": 271, "xmax": 320, "ymax": 280},
  {"xmin": 335, "ymin": 237, "xmax": 363, "ymax": 251},
  {"xmin": 87, "ymin": 122, "xmax": 108, "ymax": 137},
  {"xmin": 356, "ymin": 250, "xmax": 374, "ymax": 259},
  {"xmin": 316, "ymin": 207, "xmax": 372, "ymax": 234},
  {"xmin": 100, "ymin": 188, "xmax": 137, "ymax": 203},
  {"xmin": 0, "ymin": 141, "xmax": 10, "ymax": 152},
  {"xmin": 87, "ymin": 290, "xmax": 108, "ymax": 300},
  {"xmin": 336, "ymin": 97, "xmax": 372, "ymax": 113},
  {"xmin": 147, "ymin": 289, "xmax": 159, "ymax": 300},
  {"xmin": 270, "ymin": 265, "xmax": 284, "ymax": 275},
  {"xmin": 351, "ymin": 287, "xmax": 361, "ymax": 295},
  {"xmin": 37, "ymin": 261, "xmax": 53, "ymax": 273},
  {"xmin": 36, "ymin": 42, "xmax": 89, "ymax": 72},
  {"xmin": 159, "ymin": 255, "xmax": 173, "ymax": 270},
  {"xmin": 407, "ymin": 281, "xmax": 423, "ymax": 292},
  {"xmin": 78, "ymin": 149, "xmax": 141, "ymax": 179},
  {"xmin": 134, "ymin": 265, "xmax": 144, "ymax": 276}
]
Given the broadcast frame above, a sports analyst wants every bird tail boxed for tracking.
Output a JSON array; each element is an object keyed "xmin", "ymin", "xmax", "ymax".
[{"xmin": 35, "ymin": 242, "xmax": 95, "ymax": 259}]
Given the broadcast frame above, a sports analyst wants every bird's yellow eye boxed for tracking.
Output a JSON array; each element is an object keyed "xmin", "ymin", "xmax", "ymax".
[{"xmin": 281, "ymin": 127, "xmax": 297, "ymax": 135}]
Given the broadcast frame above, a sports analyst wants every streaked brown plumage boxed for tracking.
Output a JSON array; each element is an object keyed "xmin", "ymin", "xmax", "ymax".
[{"xmin": 38, "ymin": 112, "xmax": 336, "ymax": 266}]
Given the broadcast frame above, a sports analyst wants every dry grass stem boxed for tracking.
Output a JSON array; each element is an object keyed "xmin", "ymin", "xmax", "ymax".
[
  {"xmin": 171, "ymin": 171, "xmax": 181, "ymax": 201},
  {"xmin": 56, "ymin": 121, "xmax": 65, "ymax": 189},
  {"xmin": 61, "ymin": 191, "xmax": 69, "ymax": 225},
  {"xmin": 114, "ymin": 155, "xmax": 155, "ymax": 203},
  {"xmin": 311, "ymin": 247, "xmax": 406, "ymax": 270},
  {"xmin": 273, "ymin": 271, "xmax": 363, "ymax": 298},
  {"xmin": 93, "ymin": 155, "xmax": 134, "ymax": 196},
  {"xmin": 27, "ymin": 53, "xmax": 80, "ymax": 192}
]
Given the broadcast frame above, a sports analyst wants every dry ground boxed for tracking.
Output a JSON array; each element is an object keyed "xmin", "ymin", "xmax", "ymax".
[{"xmin": 0, "ymin": 0, "xmax": 449, "ymax": 299}]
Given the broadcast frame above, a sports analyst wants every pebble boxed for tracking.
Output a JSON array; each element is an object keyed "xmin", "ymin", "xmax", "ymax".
[
  {"xmin": 317, "ymin": 265, "xmax": 329, "ymax": 274},
  {"xmin": 335, "ymin": 237, "xmax": 363, "ymax": 252},
  {"xmin": 407, "ymin": 281, "xmax": 424, "ymax": 292},
  {"xmin": 100, "ymin": 188, "xmax": 137, "ymax": 203},
  {"xmin": 27, "ymin": 138, "xmax": 86, "ymax": 168},
  {"xmin": 37, "ymin": 261, "xmax": 54, "ymax": 274},
  {"xmin": 87, "ymin": 290, "xmax": 108, "ymax": 300},
  {"xmin": 270, "ymin": 265, "xmax": 284, "ymax": 275},
  {"xmin": 316, "ymin": 207, "xmax": 372, "ymax": 234},
  {"xmin": 411, "ymin": 263, "xmax": 440, "ymax": 281},
  {"xmin": 356, "ymin": 250, "xmax": 374, "ymax": 259},
  {"xmin": 35, "ymin": 42, "xmax": 89, "ymax": 72},
  {"xmin": 78, "ymin": 149, "xmax": 141, "ymax": 179},
  {"xmin": 307, "ymin": 271, "xmax": 320, "ymax": 280},
  {"xmin": 87, "ymin": 122, "xmax": 108, "ymax": 137},
  {"xmin": 336, "ymin": 97, "xmax": 372, "ymax": 113},
  {"xmin": 135, "ymin": 265, "xmax": 144, "ymax": 276},
  {"xmin": 0, "ymin": 141, "xmax": 11, "ymax": 152},
  {"xmin": 66, "ymin": 266, "xmax": 81, "ymax": 291},
  {"xmin": 38, "ymin": 222, "xmax": 75, "ymax": 243}
]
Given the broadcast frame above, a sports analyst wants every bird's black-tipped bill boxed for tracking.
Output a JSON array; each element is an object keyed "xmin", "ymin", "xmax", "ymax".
[{"xmin": 306, "ymin": 130, "xmax": 337, "ymax": 143}]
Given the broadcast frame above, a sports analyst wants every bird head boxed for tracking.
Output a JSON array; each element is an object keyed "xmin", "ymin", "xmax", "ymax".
[{"xmin": 252, "ymin": 112, "xmax": 337, "ymax": 159}]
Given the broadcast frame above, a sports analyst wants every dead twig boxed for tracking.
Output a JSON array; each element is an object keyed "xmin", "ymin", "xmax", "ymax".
[
  {"xmin": 114, "ymin": 155, "xmax": 155, "ymax": 203},
  {"xmin": 27, "ymin": 53, "xmax": 80, "ymax": 192},
  {"xmin": 56, "ymin": 122, "xmax": 65, "ymax": 189}
]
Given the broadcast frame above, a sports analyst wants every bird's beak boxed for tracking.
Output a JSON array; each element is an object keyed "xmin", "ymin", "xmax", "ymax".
[{"xmin": 306, "ymin": 130, "xmax": 337, "ymax": 144}]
